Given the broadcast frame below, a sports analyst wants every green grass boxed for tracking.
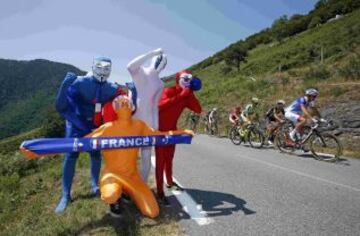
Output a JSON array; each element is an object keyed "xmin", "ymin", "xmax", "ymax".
[
  {"xmin": 175, "ymin": 10, "xmax": 360, "ymax": 155},
  {"xmin": 0, "ymin": 153, "xmax": 182, "ymax": 236}
]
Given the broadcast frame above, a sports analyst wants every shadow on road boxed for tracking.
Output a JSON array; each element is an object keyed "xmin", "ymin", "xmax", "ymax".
[{"xmin": 170, "ymin": 188, "xmax": 256, "ymax": 219}]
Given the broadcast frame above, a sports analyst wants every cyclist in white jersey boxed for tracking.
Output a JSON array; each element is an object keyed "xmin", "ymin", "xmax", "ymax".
[{"xmin": 285, "ymin": 88, "xmax": 319, "ymax": 141}]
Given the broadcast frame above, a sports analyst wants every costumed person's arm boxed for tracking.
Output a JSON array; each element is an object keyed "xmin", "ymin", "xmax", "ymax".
[
  {"xmin": 127, "ymin": 48, "xmax": 163, "ymax": 74},
  {"xmin": 55, "ymin": 73, "xmax": 92, "ymax": 133},
  {"xmin": 186, "ymin": 92, "xmax": 202, "ymax": 114},
  {"xmin": 141, "ymin": 121, "xmax": 194, "ymax": 136},
  {"xmin": 158, "ymin": 88, "xmax": 191, "ymax": 111},
  {"xmin": 85, "ymin": 123, "xmax": 111, "ymax": 138}
]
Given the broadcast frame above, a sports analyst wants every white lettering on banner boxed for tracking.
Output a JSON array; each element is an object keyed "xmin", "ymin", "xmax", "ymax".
[
  {"xmin": 109, "ymin": 139, "xmax": 117, "ymax": 148},
  {"xmin": 101, "ymin": 139, "xmax": 109, "ymax": 148},
  {"xmin": 92, "ymin": 139, "xmax": 97, "ymax": 150},
  {"xmin": 119, "ymin": 139, "xmax": 126, "ymax": 147},
  {"xmin": 135, "ymin": 138, "xmax": 142, "ymax": 146},
  {"xmin": 73, "ymin": 138, "xmax": 79, "ymax": 152},
  {"xmin": 126, "ymin": 138, "xmax": 134, "ymax": 146},
  {"xmin": 97, "ymin": 136, "xmax": 175, "ymax": 149}
]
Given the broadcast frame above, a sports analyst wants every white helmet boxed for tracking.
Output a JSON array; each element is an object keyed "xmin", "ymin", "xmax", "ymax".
[
  {"xmin": 305, "ymin": 88, "xmax": 319, "ymax": 97},
  {"xmin": 92, "ymin": 57, "xmax": 112, "ymax": 82},
  {"xmin": 251, "ymin": 97, "xmax": 259, "ymax": 104},
  {"xmin": 277, "ymin": 99, "xmax": 285, "ymax": 105}
]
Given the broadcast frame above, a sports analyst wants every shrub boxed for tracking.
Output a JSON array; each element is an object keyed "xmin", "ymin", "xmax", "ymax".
[
  {"xmin": 339, "ymin": 54, "xmax": 360, "ymax": 80},
  {"xmin": 304, "ymin": 65, "xmax": 331, "ymax": 81}
]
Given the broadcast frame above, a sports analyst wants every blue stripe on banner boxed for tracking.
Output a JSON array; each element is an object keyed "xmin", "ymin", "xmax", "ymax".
[{"xmin": 21, "ymin": 134, "xmax": 192, "ymax": 155}]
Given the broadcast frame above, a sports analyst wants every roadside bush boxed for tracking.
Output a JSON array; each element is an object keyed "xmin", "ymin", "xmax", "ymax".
[
  {"xmin": 339, "ymin": 54, "xmax": 360, "ymax": 80},
  {"xmin": 304, "ymin": 65, "xmax": 331, "ymax": 81}
]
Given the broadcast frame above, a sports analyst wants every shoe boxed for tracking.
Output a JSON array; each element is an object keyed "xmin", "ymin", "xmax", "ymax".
[
  {"xmin": 267, "ymin": 139, "xmax": 273, "ymax": 145},
  {"xmin": 109, "ymin": 200, "xmax": 122, "ymax": 218},
  {"xmin": 92, "ymin": 188, "xmax": 100, "ymax": 197},
  {"xmin": 158, "ymin": 193, "xmax": 171, "ymax": 207},
  {"xmin": 289, "ymin": 131, "xmax": 297, "ymax": 142},
  {"xmin": 166, "ymin": 182, "xmax": 184, "ymax": 191},
  {"xmin": 122, "ymin": 193, "xmax": 131, "ymax": 204},
  {"xmin": 55, "ymin": 196, "xmax": 71, "ymax": 214}
]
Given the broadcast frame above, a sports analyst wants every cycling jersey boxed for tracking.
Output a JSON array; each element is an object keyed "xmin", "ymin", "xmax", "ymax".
[
  {"xmin": 209, "ymin": 110, "xmax": 217, "ymax": 123},
  {"xmin": 242, "ymin": 104, "xmax": 257, "ymax": 117},
  {"xmin": 266, "ymin": 107, "xmax": 285, "ymax": 122},
  {"xmin": 285, "ymin": 96, "xmax": 310, "ymax": 114}
]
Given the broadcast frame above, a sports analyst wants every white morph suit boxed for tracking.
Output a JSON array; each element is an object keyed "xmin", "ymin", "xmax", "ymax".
[{"xmin": 127, "ymin": 48, "xmax": 167, "ymax": 182}]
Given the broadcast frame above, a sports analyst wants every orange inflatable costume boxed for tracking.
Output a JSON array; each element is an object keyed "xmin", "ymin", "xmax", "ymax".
[{"xmin": 87, "ymin": 95, "xmax": 191, "ymax": 218}]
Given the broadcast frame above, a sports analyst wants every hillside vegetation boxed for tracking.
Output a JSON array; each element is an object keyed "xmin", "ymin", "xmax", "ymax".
[
  {"xmin": 178, "ymin": 9, "xmax": 360, "ymax": 154},
  {"xmin": 0, "ymin": 59, "xmax": 84, "ymax": 139}
]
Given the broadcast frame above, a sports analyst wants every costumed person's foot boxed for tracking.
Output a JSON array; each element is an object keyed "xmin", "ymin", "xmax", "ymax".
[
  {"xmin": 109, "ymin": 200, "xmax": 122, "ymax": 218},
  {"xmin": 92, "ymin": 187, "xmax": 100, "ymax": 197},
  {"xmin": 121, "ymin": 193, "xmax": 131, "ymax": 204},
  {"xmin": 166, "ymin": 181, "xmax": 184, "ymax": 191},
  {"xmin": 157, "ymin": 193, "xmax": 171, "ymax": 207},
  {"xmin": 55, "ymin": 196, "xmax": 71, "ymax": 214}
]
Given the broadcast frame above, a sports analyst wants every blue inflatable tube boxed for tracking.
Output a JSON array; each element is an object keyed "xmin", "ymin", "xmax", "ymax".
[{"xmin": 20, "ymin": 134, "xmax": 192, "ymax": 158}]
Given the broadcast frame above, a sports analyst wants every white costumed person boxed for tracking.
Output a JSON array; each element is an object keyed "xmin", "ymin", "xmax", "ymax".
[{"xmin": 127, "ymin": 48, "xmax": 167, "ymax": 182}]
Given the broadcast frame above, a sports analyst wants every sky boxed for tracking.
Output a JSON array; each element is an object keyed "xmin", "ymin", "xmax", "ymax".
[{"xmin": 0, "ymin": 0, "xmax": 318, "ymax": 83}]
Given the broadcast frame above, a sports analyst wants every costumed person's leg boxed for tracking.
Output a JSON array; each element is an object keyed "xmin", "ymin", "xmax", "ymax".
[
  {"xmin": 164, "ymin": 145, "xmax": 175, "ymax": 186},
  {"xmin": 100, "ymin": 172, "xmax": 123, "ymax": 217},
  {"xmin": 155, "ymin": 146, "xmax": 166, "ymax": 196},
  {"xmin": 164, "ymin": 145, "xmax": 183, "ymax": 191},
  {"xmin": 100, "ymin": 172, "xmax": 123, "ymax": 204},
  {"xmin": 55, "ymin": 151, "xmax": 79, "ymax": 213},
  {"xmin": 89, "ymin": 150, "xmax": 101, "ymax": 195},
  {"xmin": 125, "ymin": 174, "xmax": 159, "ymax": 218},
  {"xmin": 140, "ymin": 147, "xmax": 152, "ymax": 182},
  {"xmin": 55, "ymin": 121, "xmax": 80, "ymax": 213}
]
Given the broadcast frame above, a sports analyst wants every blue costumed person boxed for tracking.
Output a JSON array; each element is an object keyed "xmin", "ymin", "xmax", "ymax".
[{"xmin": 54, "ymin": 57, "xmax": 127, "ymax": 213}]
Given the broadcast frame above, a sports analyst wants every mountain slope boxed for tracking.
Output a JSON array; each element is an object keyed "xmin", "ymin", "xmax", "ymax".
[{"xmin": 0, "ymin": 59, "xmax": 84, "ymax": 139}]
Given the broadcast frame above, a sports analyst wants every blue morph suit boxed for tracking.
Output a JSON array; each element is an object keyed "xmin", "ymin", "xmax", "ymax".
[{"xmin": 55, "ymin": 72, "xmax": 120, "ymax": 213}]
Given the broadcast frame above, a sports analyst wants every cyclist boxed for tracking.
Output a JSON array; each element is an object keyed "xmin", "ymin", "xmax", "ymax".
[
  {"xmin": 285, "ymin": 88, "xmax": 319, "ymax": 142},
  {"xmin": 240, "ymin": 97, "xmax": 260, "ymax": 125},
  {"xmin": 208, "ymin": 108, "xmax": 218, "ymax": 134},
  {"xmin": 229, "ymin": 106, "xmax": 241, "ymax": 126},
  {"xmin": 265, "ymin": 100, "xmax": 286, "ymax": 145},
  {"xmin": 189, "ymin": 112, "xmax": 200, "ymax": 131}
]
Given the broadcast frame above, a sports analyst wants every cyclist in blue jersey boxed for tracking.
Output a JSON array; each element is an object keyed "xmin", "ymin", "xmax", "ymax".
[{"xmin": 285, "ymin": 88, "xmax": 319, "ymax": 141}]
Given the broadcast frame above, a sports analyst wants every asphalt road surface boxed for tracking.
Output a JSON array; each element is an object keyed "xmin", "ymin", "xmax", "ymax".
[{"xmin": 166, "ymin": 135, "xmax": 360, "ymax": 236}]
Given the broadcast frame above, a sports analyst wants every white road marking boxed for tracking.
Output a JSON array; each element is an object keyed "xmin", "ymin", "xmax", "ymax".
[
  {"xmin": 151, "ymin": 156, "xmax": 213, "ymax": 226},
  {"xmin": 240, "ymin": 155, "xmax": 360, "ymax": 193}
]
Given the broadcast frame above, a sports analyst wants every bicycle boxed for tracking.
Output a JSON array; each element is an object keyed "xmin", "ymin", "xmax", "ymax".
[
  {"xmin": 229, "ymin": 122, "xmax": 265, "ymax": 148},
  {"xmin": 275, "ymin": 119, "xmax": 342, "ymax": 162}
]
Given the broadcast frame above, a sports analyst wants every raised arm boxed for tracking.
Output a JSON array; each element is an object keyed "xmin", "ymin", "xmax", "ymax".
[
  {"xmin": 127, "ymin": 48, "xmax": 163, "ymax": 74},
  {"xmin": 141, "ymin": 121, "xmax": 193, "ymax": 136}
]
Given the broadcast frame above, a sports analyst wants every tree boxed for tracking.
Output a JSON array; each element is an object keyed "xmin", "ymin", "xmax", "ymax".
[
  {"xmin": 224, "ymin": 42, "xmax": 248, "ymax": 71},
  {"xmin": 308, "ymin": 16, "xmax": 322, "ymax": 29}
]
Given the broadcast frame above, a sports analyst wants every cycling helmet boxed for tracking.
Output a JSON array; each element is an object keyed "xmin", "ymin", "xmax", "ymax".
[
  {"xmin": 212, "ymin": 107, "xmax": 218, "ymax": 111},
  {"xmin": 305, "ymin": 88, "xmax": 319, "ymax": 97},
  {"xmin": 277, "ymin": 99, "xmax": 285, "ymax": 105},
  {"xmin": 235, "ymin": 106, "xmax": 241, "ymax": 113},
  {"xmin": 251, "ymin": 97, "xmax": 259, "ymax": 104}
]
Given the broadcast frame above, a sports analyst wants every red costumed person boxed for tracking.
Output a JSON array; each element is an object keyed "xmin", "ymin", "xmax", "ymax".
[{"xmin": 156, "ymin": 70, "xmax": 202, "ymax": 204}]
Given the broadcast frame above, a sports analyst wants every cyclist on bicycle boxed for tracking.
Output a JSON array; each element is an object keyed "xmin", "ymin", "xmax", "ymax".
[
  {"xmin": 229, "ymin": 106, "xmax": 241, "ymax": 126},
  {"xmin": 285, "ymin": 88, "xmax": 319, "ymax": 142},
  {"xmin": 208, "ymin": 107, "xmax": 218, "ymax": 132},
  {"xmin": 240, "ymin": 97, "xmax": 260, "ymax": 125},
  {"xmin": 265, "ymin": 100, "xmax": 286, "ymax": 145}
]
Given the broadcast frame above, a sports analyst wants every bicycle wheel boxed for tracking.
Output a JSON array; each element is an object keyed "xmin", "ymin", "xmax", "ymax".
[
  {"xmin": 230, "ymin": 127, "xmax": 242, "ymax": 145},
  {"xmin": 248, "ymin": 128, "xmax": 264, "ymax": 148},
  {"xmin": 310, "ymin": 133, "xmax": 342, "ymax": 162},
  {"xmin": 275, "ymin": 128, "xmax": 295, "ymax": 154}
]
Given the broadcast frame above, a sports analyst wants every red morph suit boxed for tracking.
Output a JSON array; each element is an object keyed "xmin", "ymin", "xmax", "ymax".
[{"xmin": 155, "ymin": 71, "xmax": 201, "ymax": 196}]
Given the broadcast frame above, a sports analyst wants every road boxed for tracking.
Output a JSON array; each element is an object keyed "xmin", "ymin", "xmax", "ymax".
[{"xmin": 165, "ymin": 135, "xmax": 360, "ymax": 236}]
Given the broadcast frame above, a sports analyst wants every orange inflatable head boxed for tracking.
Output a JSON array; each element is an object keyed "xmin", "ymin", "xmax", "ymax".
[{"xmin": 112, "ymin": 95, "xmax": 135, "ymax": 120}]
